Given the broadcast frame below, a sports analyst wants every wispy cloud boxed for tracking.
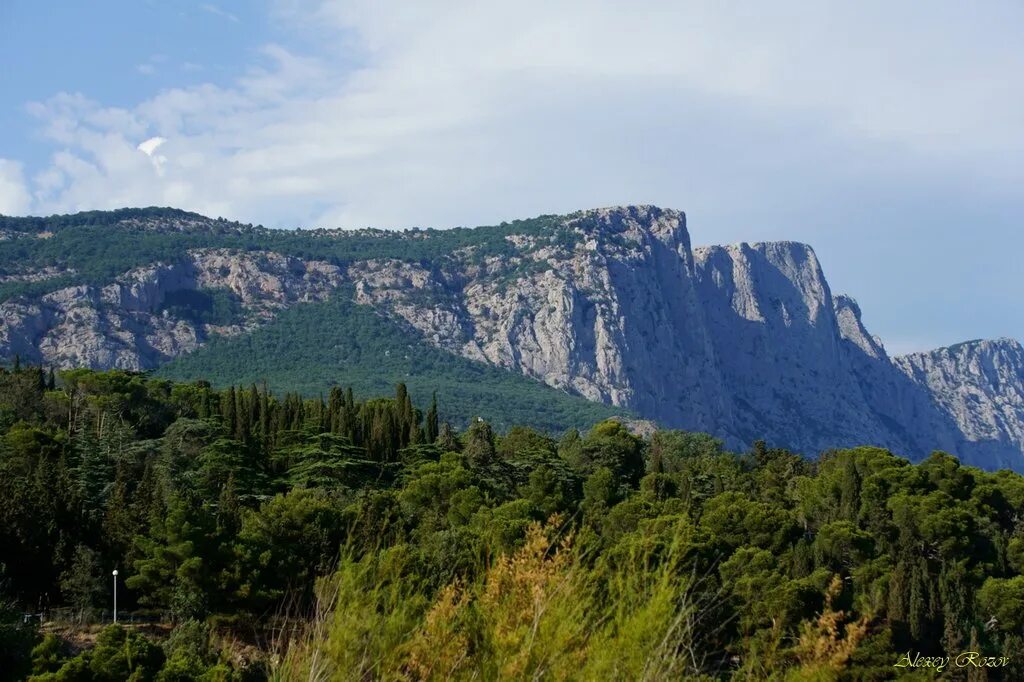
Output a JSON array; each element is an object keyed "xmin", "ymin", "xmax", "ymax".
[
  {"xmin": 22, "ymin": 1, "xmax": 1024, "ymax": 228},
  {"xmin": 15, "ymin": 0, "xmax": 1024, "ymax": 348},
  {"xmin": 200, "ymin": 3, "xmax": 239, "ymax": 23}
]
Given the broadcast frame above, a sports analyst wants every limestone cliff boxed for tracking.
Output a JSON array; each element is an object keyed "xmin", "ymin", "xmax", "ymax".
[
  {"xmin": 895, "ymin": 339, "xmax": 1024, "ymax": 470},
  {"xmin": 0, "ymin": 249, "xmax": 343, "ymax": 369},
  {"xmin": 1, "ymin": 205, "xmax": 1021, "ymax": 470}
]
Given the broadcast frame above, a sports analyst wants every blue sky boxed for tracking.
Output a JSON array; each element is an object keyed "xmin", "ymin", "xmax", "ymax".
[{"xmin": 0, "ymin": 1, "xmax": 1021, "ymax": 354}]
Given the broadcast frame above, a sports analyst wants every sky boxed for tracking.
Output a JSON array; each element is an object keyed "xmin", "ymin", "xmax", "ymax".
[{"xmin": 0, "ymin": 1, "xmax": 1021, "ymax": 354}]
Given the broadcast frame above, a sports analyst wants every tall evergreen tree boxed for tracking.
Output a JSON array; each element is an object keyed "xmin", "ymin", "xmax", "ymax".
[
  {"xmin": 426, "ymin": 392, "xmax": 439, "ymax": 444},
  {"xmin": 222, "ymin": 387, "xmax": 237, "ymax": 437},
  {"xmin": 463, "ymin": 418, "xmax": 496, "ymax": 465}
]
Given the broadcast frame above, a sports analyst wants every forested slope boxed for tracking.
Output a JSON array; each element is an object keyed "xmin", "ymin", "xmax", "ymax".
[{"xmin": 155, "ymin": 293, "xmax": 625, "ymax": 432}]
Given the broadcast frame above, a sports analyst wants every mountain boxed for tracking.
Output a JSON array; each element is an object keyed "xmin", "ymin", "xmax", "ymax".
[
  {"xmin": 0, "ymin": 205, "xmax": 1021, "ymax": 468},
  {"xmin": 895, "ymin": 339, "xmax": 1024, "ymax": 470}
]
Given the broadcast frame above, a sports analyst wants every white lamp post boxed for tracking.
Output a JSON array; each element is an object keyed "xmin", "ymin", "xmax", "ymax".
[{"xmin": 112, "ymin": 570, "xmax": 118, "ymax": 624}]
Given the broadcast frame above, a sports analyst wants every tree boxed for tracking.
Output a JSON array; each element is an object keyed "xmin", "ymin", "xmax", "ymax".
[
  {"xmin": 570, "ymin": 420, "xmax": 645, "ymax": 489},
  {"xmin": 437, "ymin": 422, "xmax": 460, "ymax": 452},
  {"xmin": 127, "ymin": 497, "xmax": 216, "ymax": 621},
  {"xmin": 59, "ymin": 545, "xmax": 105, "ymax": 621},
  {"xmin": 234, "ymin": 489, "xmax": 347, "ymax": 611},
  {"xmin": 425, "ymin": 392, "xmax": 439, "ymax": 444},
  {"xmin": 463, "ymin": 419, "xmax": 496, "ymax": 465}
]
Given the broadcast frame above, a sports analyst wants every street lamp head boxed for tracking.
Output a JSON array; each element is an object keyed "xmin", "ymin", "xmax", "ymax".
[{"xmin": 112, "ymin": 570, "xmax": 118, "ymax": 576}]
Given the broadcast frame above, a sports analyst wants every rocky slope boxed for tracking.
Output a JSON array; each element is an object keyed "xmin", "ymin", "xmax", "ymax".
[
  {"xmin": 0, "ymin": 249, "xmax": 343, "ymax": 369},
  {"xmin": 0, "ymin": 205, "xmax": 1021, "ymax": 469},
  {"xmin": 895, "ymin": 339, "xmax": 1024, "ymax": 470}
]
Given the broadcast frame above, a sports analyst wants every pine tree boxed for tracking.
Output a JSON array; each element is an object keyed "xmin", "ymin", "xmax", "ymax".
[{"xmin": 71, "ymin": 413, "xmax": 112, "ymax": 524}]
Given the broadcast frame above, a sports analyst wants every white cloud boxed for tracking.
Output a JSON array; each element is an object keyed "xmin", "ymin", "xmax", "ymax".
[
  {"xmin": 137, "ymin": 136, "xmax": 167, "ymax": 157},
  {"xmin": 0, "ymin": 160, "xmax": 32, "ymax": 215},
  {"xmin": 6, "ymin": 0, "xmax": 1024, "ymax": 347},
  {"xmin": 200, "ymin": 4, "xmax": 240, "ymax": 23},
  {"xmin": 14, "ymin": 0, "xmax": 1024, "ymax": 233},
  {"xmin": 138, "ymin": 136, "xmax": 169, "ymax": 176}
]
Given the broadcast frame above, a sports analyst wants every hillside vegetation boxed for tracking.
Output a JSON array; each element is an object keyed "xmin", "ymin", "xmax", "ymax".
[
  {"xmin": 155, "ymin": 294, "xmax": 624, "ymax": 432},
  {"xmin": 2, "ymin": 365, "xmax": 1023, "ymax": 680},
  {"xmin": 0, "ymin": 207, "xmax": 566, "ymax": 302}
]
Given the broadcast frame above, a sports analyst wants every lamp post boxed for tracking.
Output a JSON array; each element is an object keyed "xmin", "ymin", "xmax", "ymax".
[{"xmin": 112, "ymin": 570, "xmax": 118, "ymax": 624}]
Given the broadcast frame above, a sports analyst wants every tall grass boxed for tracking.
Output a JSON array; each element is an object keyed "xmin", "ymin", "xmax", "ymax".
[{"xmin": 269, "ymin": 518, "xmax": 737, "ymax": 680}]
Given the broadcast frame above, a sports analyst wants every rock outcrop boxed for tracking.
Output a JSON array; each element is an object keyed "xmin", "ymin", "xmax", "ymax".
[
  {"xmin": 0, "ymin": 249, "xmax": 343, "ymax": 369},
  {"xmin": 895, "ymin": 339, "xmax": 1024, "ymax": 470}
]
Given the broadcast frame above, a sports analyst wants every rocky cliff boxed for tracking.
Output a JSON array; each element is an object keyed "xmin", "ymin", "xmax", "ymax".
[
  {"xmin": 0, "ymin": 249, "xmax": 343, "ymax": 369},
  {"xmin": 1, "ymin": 205, "xmax": 1021, "ymax": 469},
  {"xmin": 895, "ymin": 339, "xmax": 1024, "ymax": 470}
]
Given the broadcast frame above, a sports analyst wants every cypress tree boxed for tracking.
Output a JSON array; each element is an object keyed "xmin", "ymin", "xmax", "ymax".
[
  {"xmin": 328, "ymin": 387, "xmax": 344, "ymax": 433},
  {"xmin": 247, "ymin": 384, "xmax": 259, "ymax": 436},
  {"xmin": 426, "ymin": 392, "xmax": 439, "ymax": 444},
  {"xmin": 317, "ymin": 395, "xmax": 329, "ymax": 432},
  {"xmin": 223, "ymin": 387, "xmax": 237, "ymax": 437},
  {"xmin": 839, "ymin": 455, "xmax": 861, "ymax": 522},
  {"xmin": 401, "ymin": 395, "xmax": 415, "ymax": 448},
  {"xmin": 463, "ymin": 419, "xmax": 496, "ymax": 465},
  {"xmin": 437, "ymin": 422, "xmax": 460, "ymax": 452},
  {"xmin": 395, "ymin": 383, "xmax": 412, "ymax": 439},
  {"xmin": 259, "ymin": 383, "xmax": 271, "ymax": 452},
  {"xmin": 235, "ymin": 388, "xmax": 249, "ymax": 443},
  {"xmin": 290, "ymin": 394, "xmax": 304, "ymax": 431}
]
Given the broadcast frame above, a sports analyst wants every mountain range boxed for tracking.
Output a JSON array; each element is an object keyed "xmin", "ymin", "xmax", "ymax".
[{"xmin": 1, "ymin": 205, "xmax": 1021, "ymax": 470}]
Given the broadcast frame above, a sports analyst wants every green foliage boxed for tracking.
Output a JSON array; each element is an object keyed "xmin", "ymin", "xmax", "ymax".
[
  {"xmin": 0, "ymin": 602, "xmax": 36, "ymax": 681},
  {"xmin": 59, "ymin": 546, "xmax": 106, "ymax": 619},
  {"xmin": 0, "ymin": 208, "xmax": 572, "ymax": 303},
  {"xmin": 158, "ymin": 289, "xmax": 243, "ymax": 327},
  {"xmin": 156, "ymin": 294, "xmax": 623, "ymax": 433},
  {"xmin": 29, "ymin": 625, "xmax": 164, "ymax": 681},
  {"xmin": 3, "ymin": 364, "xmax": 1024, "ymax": 677}
]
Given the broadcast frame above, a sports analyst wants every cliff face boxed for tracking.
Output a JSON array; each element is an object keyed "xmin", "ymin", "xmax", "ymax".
[
  {"xmin": 351, "ymin": 207, "xmax": 730, "ymax": 430},
  {"xmin": 0, "ymin": 249, "xmax": 344, "ymax": 369},
  {"xmin": 895, "ymin": 340, "xmax": 1024, "ymax": 470},
  {"xmin": 1, "ymin": 205, "xmax": 1021, "ymax": 469},
  {"xmin": 693, "ymin": 242, "xmax": 896, "ymax": 451}
]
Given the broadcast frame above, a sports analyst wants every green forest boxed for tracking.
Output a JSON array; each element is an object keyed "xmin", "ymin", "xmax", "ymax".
[
  {"xmin": 0, "ymin": 207, "xmax": 569, "ymax": 303},
  {"xmin": 155, "ymin": 294, "xmax": 625, "ymax": 433},
  {"xmin": 2, "ymin": 364, "xmax": 1023, "ymax": 680}
]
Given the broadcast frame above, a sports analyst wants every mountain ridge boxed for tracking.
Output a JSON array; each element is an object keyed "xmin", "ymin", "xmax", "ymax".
[{"xmin": 0, "ymin": 205, "xmax": 1021, "ymax": 468}]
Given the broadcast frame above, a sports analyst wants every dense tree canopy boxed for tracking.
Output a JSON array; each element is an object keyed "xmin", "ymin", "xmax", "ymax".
[{"xmin": 1, "ymin": 365, "xmax": 1023, "ymax": 679}]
